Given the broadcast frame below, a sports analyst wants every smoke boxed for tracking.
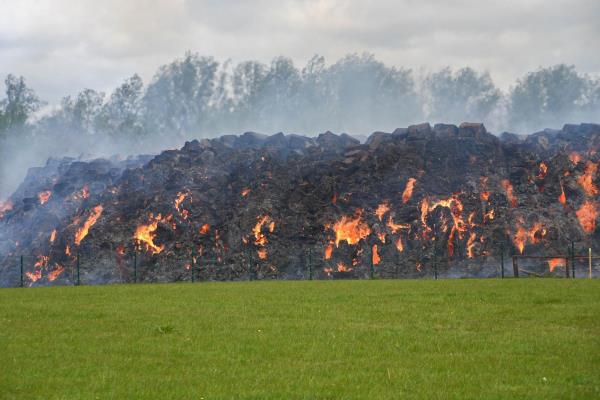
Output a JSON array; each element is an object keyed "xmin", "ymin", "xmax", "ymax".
[{"xmin": 0, "ymin": 53, "xmax": 599, "ymax": 200}]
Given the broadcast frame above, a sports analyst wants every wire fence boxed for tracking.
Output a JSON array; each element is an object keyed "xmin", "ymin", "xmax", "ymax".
[{"xmin": 1, "ymin": 243, "xmax": 599, "ymax": 288}]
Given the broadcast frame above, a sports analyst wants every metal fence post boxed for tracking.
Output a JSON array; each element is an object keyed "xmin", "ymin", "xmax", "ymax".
[
  {"xmin": 76, "ymin": 249, "xmax": 80, "ymax": 286},
  {"xmin": 20, "ymin": 255, "xmax": 24, "ymax": 287},
  {"xmin": 133, "ymin": 250, "xmax": 137, "ymax": 283},
  {"xmin": 571, "ymin": 241, "xmax": 575, "ymax": 278},
  {"xmin": 191, "ymin": 249, "xmax": 196, "ymax": 283},
  {"xmin": 500, "ymin": 242, "xmax": 505, "ymax": 279},
  {"xmin": 308, "ymin": 248, "xmax": 313, "ymax": 280},
  {"xmin": 433, "ymin": 241, "xmax": 438, "ymax": 280}
]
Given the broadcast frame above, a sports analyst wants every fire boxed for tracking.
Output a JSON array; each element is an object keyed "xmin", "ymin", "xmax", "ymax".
[
  {"xmin": 74, "ymin": 185, "xmax": 90, "ymax": 200},
  {"xmin": 337, "ymin": 262, "xmax": 352, "ymax": 272},
  {"xmin": 537, "ymin": 162, "xmax": 548, "ymax": 180},
  {"xmin": 253, "ymin": 215, "xmax": 274, "ymax": 246},
  {"xmin": 375, "ymin": 202, "xmax": 390, "ymax": 221},
  {"xmin": 377, "ymin": 232, "xmax": 386, "ymax": 243},
  {"xmin": 65, "ymin": 244, "xmax": 71, "ymax": 256},
  {"xmin": 395, "ymin": 237, "xmax": 404, "ymax": 252},
  {"xmin": 257, "ymin": 248, "xmax": 267, "ymax": 259},
  {"xmin": 479, "ymin": 177, "xmax": 490, "ymax": 201},
  {"xmin": 174, "ymin": 191, "xmax": 191, "ymax": 218},
  {"xmin": 428, "ymin": 195, "xmax": 467, "ymax": 256},
  {"xmin": 331, "ymin": 211, "xmax": 371, "ymax": 246},
  {"xmin": 74, "ymin": 205, "xmax": 103, "ymax": 245},
  {"xmin": 483, "ymin": 208, "xmax": 494, "ymax": 223},
  {"xmin": 387, "ymin": 216, "xmax": 410, "ymax": 233},
  {"xmin": 512, "ymin": 221, "xmax": 547, "ymax": 254},
  {"xmin": 241, "ymin": 188, "xmax": 251, "ymax": 197},
  {"xmin": 577, "ymin": 161, "xmax": 598, "ymax": 197},
  {"xmin": 466, "ymin": 232, "xmax": 476, "ymax": 258},
  {"xmin": 402, "ymin": 178, "xmax": 416, "ymax": 204},
  {"xmin": 332, "ymin": 193, "xmax": 337, "ymax": 205},
  {"xmin": 324, "ymin": 267, "xmax": 333, "ymax": 276},
  {"xmin": 47, "ymin": 264, "xmax": 64, "ymax": 281},
  {"xmin": 50, "ymin": 229, "xmax": 57, "ymax": 243},
  {"xmin": 38, "ymin": 190, "xmax": 52, "ymax": 205},
  {"xmin": 576, "ymin": 201, "xmax": 598, "ymax": 233},
  {"xmin": 26, "ymin": 270, "xmax": 42, "ymax": 282},
  {"xmin": 0, "ymin": 200, "xmax": 14, "ymax": 218},
  {"xmin": 372, "ymin": 244, "xmax": 381, "ymax": 265},
  {"xmin": 134, "ymin": 213, "xmax": 165, "ymax": 254},
  {"xmin": 420, "ymin": 198, "xmax": 430, "ymax": 238},
  {"xmin": 558, "ymin": 183, "xmax": 567, "ymax": 205},
  {"xmin": 547, "ymin": 258, "xmax": 565, "ymax": 273},
  {"xmin": 26, "ymin": 255, "xmax": 49, "ymax": 282},
  {"xmin": 199, "ymin": 224, "xmax": 210, "ymax": 235},
  {"xmin": 501, "ymin": 179, "xmax": 517, "ymax": 208},
  {"xmin": 324, "ymin": 240, "xmax": 334, "ymax": 259},
  {"xmin": 569, "ymin": 152, "xmax": 582, "ymax": 165}
]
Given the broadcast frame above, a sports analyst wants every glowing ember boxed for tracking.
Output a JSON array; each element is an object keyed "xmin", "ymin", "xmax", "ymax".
[
  {"xmin": 50, "ymin": 229, "xmax": 57, "ymax": 243},
  {"xmin": 402, "ymin": 178, "xmax": 417, "ymax": 204},
  {"xmin": 253, "ymin": 215, "xmax": 274, "ymax": 246},
  {"xmin": 0, "ymin": 200, "xmax": 14, "ymax": 218},
  {"xmin": 501, "ymin": 180, "xmax": 517, "ymax": 208},
  {"xmin": 323, "ymin": 267, "xmax": 333, "ymax": 276},
  {"xmin": 199, "ymin": 224, "xmax": 210, "ymax": 235},
  {"xmin": 537, "ymin": 161, "xmax": 548, "ymax": 180},
  {"xmin": 337, "ymin": 262, "xmax": 352, "ymax": 272},
  {"xmin": 74, "ymin": 185, "xmax": 90, "ymax": 200},
  {"xmin": 375, "ymin": 202, "xmax": 390, "ymax": 221},
  {"xmin": 65, "ymin": 244, "xmax": 71, "ymax": 256},
  {"xmin": 74, "ymin": 205, "xmax": 103, "ymax": 245},
  {"xmin": 377, "ymin": 232, "xmax": 386, "ymax": 243},
  {"xmin": 479, "ymin": 177, "xmax": 490, "ymax": 201},
  {"xmin": 331, "ymin": 211, "xmax": 371, "ymax": 247},
  {"xmin": 547, "ymin": 258, "xmax": 565, "ymax": 273},
  {"xmin": 26, "ymin": 269, "xmax": 42, "ymax": 282},
  {"xmin": 174, "ymin": 191, "xmax": 191, "ymax": 219},
  {"xmin": 372, "ymin": 244, "xmax": 381, "ymax": 265},
  {"xmin": 428, "ymin": 195, "xmax": 467, "ymax": 256},
  {"xmin": 512, "ymin": 221, "xmax": 547, "ymax": 254},
  {"xmin": 241, "ymin": 188, "xmax": 251, "ymax": 197},
  {"xmin": 47, "ymin": 264, "xmax": 64, "ymax": 281},
  {"xmin": 558, "ymin": 183, "xmax": 567, "ymax": 205},
  {"xmin": 576, "ymin": 201, "xmax": 598, "ymax": 233},
  {"xmin": 387, "ymin": 217, "xmax": 410, "ymax": 233},
  {"xmin": 577, "ymin": 161, "xmax": 598, "ymax": 197},
  {"xmin": 134, "ymin": 213, "xmax": 165, "ymax": 254},
  {"xmin": 257, "ymin": 248, "xmax": 267, "ymax": 259},
  {"xmin": 483, "ymin": 208, "xmax": 495, "ymax": 223},
  {"xmin": 324, "ymin": 240, "xmax": 334, "ymax": 260},
  {"xmin": 332, "ymin": 193, "xmax": 337, "ymax": 205},
  {"xmin": 466, "ymin": 232, "xmax": 476, "ymax": 258},
  {"xmin": 569, "ymin": 151, "xmax": 582, "ymax": 165},
  {"xmin": 38, "ymin": 190, "xmax": 52, "ymax": 205}
]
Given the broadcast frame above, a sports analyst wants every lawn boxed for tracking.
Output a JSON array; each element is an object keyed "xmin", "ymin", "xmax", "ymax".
[{"xmin": 0, "ymin": 279, "xmax": 599, "ymax": 399}]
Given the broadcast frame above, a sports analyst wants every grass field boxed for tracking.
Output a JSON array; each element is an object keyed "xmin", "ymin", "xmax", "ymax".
[{"xmin": 0, "ymin": 279, "xmax": 599, "ymax": 399}]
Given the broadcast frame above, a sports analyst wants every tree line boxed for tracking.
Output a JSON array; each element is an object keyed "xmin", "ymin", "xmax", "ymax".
[{"xmin": 1, "ymin": 52, "xmax": 599, "ymax": 146}]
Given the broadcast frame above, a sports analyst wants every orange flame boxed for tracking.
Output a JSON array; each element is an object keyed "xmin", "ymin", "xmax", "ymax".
[
  {"xmin": 241, "ymin": 188, "xmax": 251, "ymax": 197},
  {"xmin": 402, "ymin": 178, "xmax": 417, "ymax": 204},
  {"xmin": 65, "ymin": 244, "xmax": 71, "ymax": 256},
  {"xmin": 74, "ymin": 205, "xmax": 103, "ymax": 245},
  {"xmin": 253, "ymin": 215, "xmax": 274, "ymax": 246},
  {"xmin": 502, "ymin": 179, "xmax": 517, "ymax": 207},
  {"xmin": 50, "ymin": 229, "xmax": 57, "ymax": 243},
  {"xmin": 387, "ymin": 216, "xmax": 410, "ymax": 233},
  {"xmin": 577, "ymin": 161, "xmax": 598, "ymax": 197},
  {"xmin": 576, "ymin": 201, "xmax": 598, "ymax": 233},
  {"xmin": 466, "ymin": 232, "xmax": 476, "ymax": 258},
  {"xmin": 395, "ymin": 237, "xmax": 404, "ymax": 252},
  {"xmin": 332, "ymin": 211, "xmax": 371, "ymax": 247},
  {"xmin": 537, "ymin": 161, "xmax": 548, "ymax": 180},
  {"xmin": 547, "ymin": 258, "xmax": 565, "ymax": 273},
  {"xmin": 479, "ymin": 177, "xmax": 490, "ymax": 201},
  {"xmin": 48, "ymin": 264, "xmax": 64, "ymax": 281},
  {"xmin": 134, "ymin": 213, "xmax": 165, "ymax": 254},
  {"xmin": 38, "ymin": 190, "xmax": 52, "ymax": 205},
  {"xmin": 372, "ymin": 244, "xmax": 381, "ymax": 265},
  {"xmin": 483, "ymin": 208, "xmax": 494, "ymax": 223},
  {"xmin": 174, "ymin": 191, "xmax": 191, "ymax": 219},
  {"xmin": 199, "ymin": 224, "xmax": 210, "ymax": 235},
  {"xmin": 324, "ymin": 240, "xmax": 334, "ymax": 260},
  {"xmin": 512, "ymin": 221, "xmax": 547, "ymax": 254},
  {"xmin": 558, "ymin": 183, "xmax": 567, "ymax": 205},
  {"xmin": 375, "ymin": 202, "xmax": 390, "ymax": 221}
]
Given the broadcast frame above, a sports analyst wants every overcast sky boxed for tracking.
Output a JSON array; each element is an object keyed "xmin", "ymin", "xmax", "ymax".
[{"xmin": 1, "ymin": 0, "xmax": 599, "ymax": 103}]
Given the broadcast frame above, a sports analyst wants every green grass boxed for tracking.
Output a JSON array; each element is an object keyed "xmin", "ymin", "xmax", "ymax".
[{"xmin": 0, "ymin": 279, "xmax": 599, "ymax": 399}]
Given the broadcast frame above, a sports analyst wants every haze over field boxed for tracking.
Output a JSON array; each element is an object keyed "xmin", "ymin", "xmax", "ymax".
[{"xmin": 0, "ymin": 0, "xmax": 599, "ymax": 198}]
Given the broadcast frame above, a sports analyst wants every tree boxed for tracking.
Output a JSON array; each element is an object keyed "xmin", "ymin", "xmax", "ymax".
[
  {"xmin": 423, "ymin": 67, "xmax": 500, "ymax": 125},
  {"xmin": 98, "ymin": 74, "xmax": 144, "ymax": 138},
  {"xmin": 0, "ymin": 75, "xmax": 41, "ymax": 137}
]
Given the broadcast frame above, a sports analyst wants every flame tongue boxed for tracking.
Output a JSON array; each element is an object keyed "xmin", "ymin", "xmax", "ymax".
[
  {"xmin": 38, "ymin": 190, "xmax": 52, "ymax": 205},
  {"xmin": 576, "ymin": 201, "xmax": 598, "ymax": 233},
  {"xmin": 402, "ymin": 178, "xmax": 416, "ymax": 204},
  {"xmin": 74, "ymin": 205, "xmax": 104, "ymax": 245},
  {"xmin": 332, "ymin": 210, "xmax": 371, "ymax": 247},
  {"xmin": 501, "ymin": 180, "xmax": 517, "ymax": 208},
  {"xmin": 134, "ymin": 213, "xmax": 165, "ymax": 254},
  {"xmin": 577, "ymin": 161, "xmax": 598, "ymax": 197}
]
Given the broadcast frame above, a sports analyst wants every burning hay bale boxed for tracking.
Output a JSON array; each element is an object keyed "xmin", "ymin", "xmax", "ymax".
[{"xmin": 1, "ymin": 123, "xmax": 599, "ymax": 286}]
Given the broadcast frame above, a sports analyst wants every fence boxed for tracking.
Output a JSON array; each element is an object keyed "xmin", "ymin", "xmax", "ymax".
[{"xmin": 1, "ymin": 243, "xmax": 599, "ymax": 288}]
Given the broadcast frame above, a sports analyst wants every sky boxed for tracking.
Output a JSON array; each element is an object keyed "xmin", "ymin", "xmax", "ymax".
[{"xmin": 0, "ymin": 0, "xmax": 599, "ymax": 103}]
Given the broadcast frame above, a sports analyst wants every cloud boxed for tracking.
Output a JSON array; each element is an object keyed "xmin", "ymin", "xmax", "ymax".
[{"xmin": 0, "ymin": 0, "xmax": 598, "ymax": 102}]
